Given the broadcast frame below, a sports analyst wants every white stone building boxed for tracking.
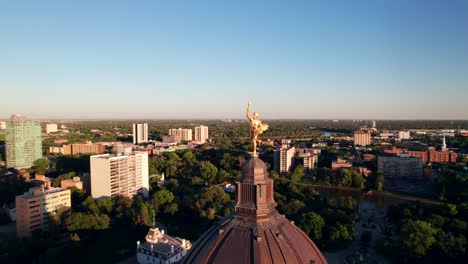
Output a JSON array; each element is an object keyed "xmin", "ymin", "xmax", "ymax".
[
  {"xmin": 137, "ymin": 227, "xmax": 191, "ymax": 264},
  {"xmin": 90, "ymin": 152, "xmax": 149, "ymax": 199}
]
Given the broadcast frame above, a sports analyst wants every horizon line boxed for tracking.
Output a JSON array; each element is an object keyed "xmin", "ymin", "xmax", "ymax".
[{"xmin": 1, "ymin": 117, "xmax": 468, "ymax": 122}]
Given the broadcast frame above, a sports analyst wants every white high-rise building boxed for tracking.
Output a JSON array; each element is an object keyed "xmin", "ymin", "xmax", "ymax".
[
  {"xmin": 303, "ymin": 154, "xmax": 319, "ymax": 170},
  {"xmin": 274, "ymin": 145, "xmax": 295, "ymax": 173},
  {"xmin": 133, "ymin": 123, "xmax": 148, "ymax": 144},
  {"xmin": 90, "ymin": 152, "xmax": 149, "ymax": 199},
  {"xmin": 442, "ymin": 134, "xmax": 447, "ymax": 152},
  {"xmin": 169, "ymin": 128, "xmax": 192, "ymax": 142},
  {"xmin": 45, "ymin": 124, "xmax": 58, "ymax": 134},
  {"xmin": 398, "ymin": 131, "xmax": 411, "ymax": 140},
  {"xmin": 194, "ymin": 125, "xmax": 209, "ymax": 143},
  {"xmin": 0, "ymin": 121, "xmax": 6, "ymax": 130}
]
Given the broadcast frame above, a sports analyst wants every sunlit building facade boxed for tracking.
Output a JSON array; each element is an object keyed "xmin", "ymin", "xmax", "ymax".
[
  {"xmin": 133, "ymin": 123, "xmax": 149, "ymax": 144},
  {"xmin": 16, "ymin": 187, "xmax": 71, "ymax": 237},
  {"xmin": 194, "ymin": 125, "xmax": 209, "ymax": 143},
  {"xmin": 6, "ymin": 115, "xmax": 42, "ymax": 169},
  {"xmin": 90, "ymin": 152, "xmax": 149, "ymax": 199}
]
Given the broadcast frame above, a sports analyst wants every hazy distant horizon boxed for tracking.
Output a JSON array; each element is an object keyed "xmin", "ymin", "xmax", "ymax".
[
  {"xmin": 1, "ymin": 0, "xmax": 467, "ymax": 119},
  {"xmin": 1, "ymin": 116, "xmax": 468, "ymax": 122}
]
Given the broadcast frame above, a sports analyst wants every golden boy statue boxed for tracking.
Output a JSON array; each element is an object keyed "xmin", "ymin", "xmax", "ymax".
[{"xmin": 246, "ymin": 101, "xmax": 269, "ymax": 156}]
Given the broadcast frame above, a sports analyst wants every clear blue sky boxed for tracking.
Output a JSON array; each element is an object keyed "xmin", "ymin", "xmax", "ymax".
[{"xmin": 1, "ymin": 0, "xmax": 467, "ymax": 119}]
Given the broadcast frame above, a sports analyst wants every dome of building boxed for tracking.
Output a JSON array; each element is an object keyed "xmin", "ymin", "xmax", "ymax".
[
  {"xmin": 240, "ymin": 157, "xmax": 269, "ymax": 184},
  {"xmin": 182, "ymin": 156, "xmax": 327, "ymax": 264}
]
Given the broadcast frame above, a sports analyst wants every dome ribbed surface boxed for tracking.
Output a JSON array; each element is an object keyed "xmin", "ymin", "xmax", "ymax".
[
  {"xmin": 182, "ymin": 157, "xmax": 327, "ymax": 264},
  {"xmin": 241, "ymin": 157, "xmax": 269, "ymax": 184},
  {"xmin": 182, "ymin": 212, "xmax": 327, "ymax": 264}
]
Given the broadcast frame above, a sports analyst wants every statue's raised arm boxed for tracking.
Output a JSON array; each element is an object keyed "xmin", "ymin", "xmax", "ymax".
[
  {"xmin": 246, "ymin": 101, "xmax": 253, "ymax": 121},
  {"xmin": 246, "ymin": 101, "xmax": 268, "ymax": 156}
]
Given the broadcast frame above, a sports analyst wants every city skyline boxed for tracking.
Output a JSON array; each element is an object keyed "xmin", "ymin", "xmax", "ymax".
[{"xmin": 1, "ymin": 0, "xmax": 468, "ymax": 119}]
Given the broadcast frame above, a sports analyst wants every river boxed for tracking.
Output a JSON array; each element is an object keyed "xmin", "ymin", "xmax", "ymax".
[{"xmin": 311, "ymin": 185, "xmax": 443, "ymax": 209}]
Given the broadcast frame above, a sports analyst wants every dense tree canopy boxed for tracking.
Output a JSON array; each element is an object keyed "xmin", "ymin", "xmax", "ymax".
[
  {"xmin": 401, "ymin": 220, "xmax": 437, "ymax": 257},
  {"xmin": 195, "ymin": 186, "xmax": 231, "ymax": 220},
  {"xmin": 199, "ymin": 161, "xmax": 218, "ymax": 184},
  {"xmin": 65, "ymin": 212, "xmax": 110, "ymax": 231},
  {"xmin": 300, "ymin": 212, "xmax": 325, "ymax": 240},
  {"xmin": 33, "ymin": 158, "xmax": 50, "ymax": 174}
]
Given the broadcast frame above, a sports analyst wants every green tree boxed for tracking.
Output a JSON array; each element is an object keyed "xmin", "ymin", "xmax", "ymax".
[
  {"xmin": 445, "ymin": 203, "xmax": 458, "ymax": 216},
  {"xmin": 375, "ymin": 172, "xmax": 384, "ymax": 191},
  {"xmin": 0, "ymin": 173, "xmax": 30, "ymax": 205},
  {"xmin": 34, "ymin": 158, "xmax": 50, "ymax": 174},
  {"xmin": 152, "ymin": 189, "xmax": 178, "ymax": 215},
  {"xmin": 65, "ymin": 212, "xmax": 110, "ymax": 231},
  {"xmin": 216, "ymin": 169, "xmax": 230, "ymax": 183},
  {"xmin": 283, "ymin": 199, "xmax": 305, "ymax": 215},
  {"xmin": 401, "ymin": 220, "xmax": 437, "ymax": 257},
  {"xmin": 220, "ymin": 153, "xmax": 233, "ymax": 170},
  {"xmin": 139, "ymin": 203, "xmax": 150, "ymax": 225},
  {"xmin": 55, "ymin": 155, "xmax": 90, "ymax": 174},
  {"xmin": 429, "ymin": 214, "xmax": 446, "ymax": 228},
  {"xmin": 53, "ymin": 172, "xmax": 76, "ymax": 187},
  {"xmin": 435, "ymin": 230, "xmax": 466, "ymax": 258},
  {"xmin": 300, "ymin": 212, "xmax": 325, "ymax": 240},
  {"xmin": 200, "ymin": 161, "xmax": 218, "ymax": 184},
  {"xmin": 133, "ymin": 196, "xmax": 151, "ymax": 225},
  {"xmin": 153, "ymin": 189, "xmax": 174, "ymax": 206},
  {"xmin": 165, "ymin": 152, "xmax": 182, "ymax": 177},
  {"xmin": 149, "ymin": 157, "xmax": 168, "ymax": 175},
  {"xmin": 339, "ymin": 196, "xmax": 358, "ymax": 210},
  {"xmin": 165, "ymin": 203, "xmax": 178, "ymax": 215},
  {"xmin": 329, "ymin": 222, "xmax": 354, "ymax": 241},
  {"xmin": 336, "ymin": 169, "xmax": 353, "ymax": 187},
  {"xmin": 82, "ymin": 196, "xmax": 99, "ymax": 214},
  {"xmin": 290, "ymin": 165, "xmax": 305, "ymax": 183},
  {"xmin": 149, "ymin": 174, "xmax": 163, "ymax": 191},
  {"xmin": 195, "ymin": 186, "xmax": 231, "ymax": 220},
  {"xmin": 114, "ymin": 196, "xmax": 133, "ymax": 224},
  {"xmin": 352, "ymin": 173, "xmax": 366, "ymax": 189},
  {"xmin": 96, "ymin": 197, "xmax": 115, "ymax": 215},
  {"xmin": 182, "ymin": 151, "xmax": 196, "ymax": 163}
]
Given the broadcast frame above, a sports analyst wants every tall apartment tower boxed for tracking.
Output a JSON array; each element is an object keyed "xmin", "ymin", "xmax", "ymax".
[
  {"xmin": 45, "ymin": 123, "xmax": 58, "ymax": 134},
  {"xmin": 90, "ymin": 152, "xmax": 149, "ymax": 199},
  {"xmin": 274, "ymin": 145, "xmax": 296, "ymax": 173},
  {"xmin": 194, "ymin": 125, "xmax": 209, "ymax": 143},
  {"xmin": 354, "ymin": 130, "xmax": 371, "ymax": 147},
  {"xmin": 303, "ymin": 154, "xmax": 319, "ymax": 170},
  {"xmin": 6, "ymin": 114, "xmax": 42, "ymax": 169},
  {"xmin": 16, "ymin": 187, "xmax": 71, "ymax": 237},
  {"xmin": 133, "ymin": 123, "xmax": 148, "ymax": 144},
  {"xmin": 442, "ymin": 135, "xmax": 447, "ymax": 152},
  {"xmin": 169, "ymin": 128, "xmax": 192, "ymax": 142}
]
